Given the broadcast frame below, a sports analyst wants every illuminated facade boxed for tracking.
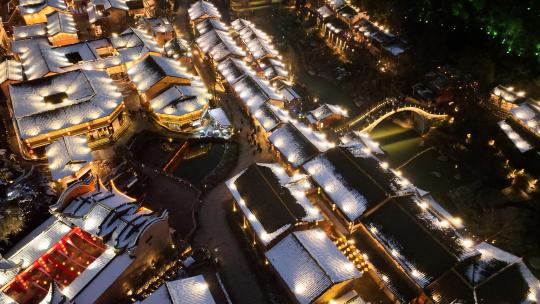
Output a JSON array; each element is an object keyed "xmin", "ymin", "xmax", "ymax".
[
  {"xmin": 19, "ymin": 0, "xmax": 67, "ymax": 25},
  {"xmin": 8, "ymin": 69, "xmax": 130, "ymax": 157},
  {"xmin": 0, "ymin": 176, "xmax": 171, "ymax": 303},
  {"xmin": 226, "ymin": 163, "xmax": 324, "ymax": 251},
  {"xmin": 45, "ymin": 135, "xmax": 93, "ymax": 185},
  {"xmin": 129, "ymin": 55, "xmax": 211, "ymax": 132},
  {"xmin": 136, "ymin": 17, "xmax": 174, "ymax": 47},
  {"xmin": 46, "ymin": 11, "xmax": 78, "ymax": 46}
]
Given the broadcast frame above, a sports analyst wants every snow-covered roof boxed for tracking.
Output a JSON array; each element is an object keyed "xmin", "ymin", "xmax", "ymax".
[
  {"xmin": 498, "ymin": 120, "xmax": 533, "ymax": 153},
  {"xmin": 142, "ymin": 275, "xmax": 216, "ymax": 304},
  {"xmin": 111, "ymin": 27, "xmax": 163, "ymax": 54},
  {"xmin": 16, "ymin": 38, "xmax": 136, "ymax": 76},
  {"xmin": 9, "ymin": 69, "xmax": 123, "ymax": 140},
  {"xmin": 13, "ymin": 24, "xmax": 48, "ymax": 40},
  {"xmin": 326, "ymin": 0, "xmax": 344, "ymax": 9},
  {"xmin": 0, "ymin": 176, "xmax": 168, "ymax": 304},
  {"xmin": 10, "ymin": 37, "xmax": 48, "ymax": 55},
  {"xmin": 46, "ymin": 11, "xmax": 77, "ymax": 36},
  {"xmin": 230, "ymin": 18, "xmax": 252, "ymax": 32},
  {"xmin": 149, "ymin": 83, "xmax": 210, "ymax": 117},
  {"xmin": 46, "ymin": 135, "xmax": 93, "ymax": 181},
  {"xmin": 427, "ymin": 242, "xmax": 540, "ymax": 304},
  {"xmin": 51, "ymin": 177, "xmax": 168, "ymax": 251},
  {"xmin": 217, "ymin": 57, "xmax": 253, "ymax": 85},
  {"xmin": 492, "ymin": 85, "xmax": 526, "ymax": 104},
  {"xmin": 280, "ymin": 86, "xmax": 300, "ymax": 102},
  {"xmin": 266, "ymin": 228, "xmax": 361, "ymax": 304},
  {"xmin": 164, "ymin": 37, "xmax": 191, "ymax": 58},
  {"xmin": 317, "ymin": 5, "xmax": 334, "ymax": 19},
  {"xmin": 86, "ymin": 0, "xmax": 131, "ymax": 23},
  {"xmin": 232, "ymin": 74, "xmax": 283, "ymax": 112},
  {"xmin": 13, "ymin": 38, "xmax": 59, "ymax": 80},
  {"xmin": 303, "ymin": 147, "xmax": 408, "ymax": 221},
  {"xmin": 128, "ymin": 55, "xmax": 192, "ymax": 93},
  {"xmin": 62, "ymin": 246, "xmax": 118, "ymax": 299},
  {"xmin": 257, "ymin": 57, "xmax": 288, "ymax": 81},
  {"xmin": 1, "ymin": 218, "xmax": 71, "ymax": 285},
  {"xmin": 196, "ymin": 29, "xmax": 246, "ymax": 62},
  {"xmin": 253, "ymin": 102, "xmax": 290, "ymax": 132},
  {"xmin": 188, "ymin": 0, "xmax": 221, "ymax": 22},
  {"xmin": 208, "ymin": 107, "xmax": 231, "ymax": 127},
  {"xmin": 195, "ymin": 18, "xmax": 229, "ymax": 36},
  {"xmin": 383, "ymin": 38, "xmax": 409, "ymax": 56},
  {"xmin": 86, "ymin": 0, "xmax": 130, "ymax": 21},
  {"xmin": 69, "ymin": 251, "xmax": 133, "ymax": 302},
  {"xmin": 269, "ymin": 121, "xmax": 332, "ymax": 168},
  {"xmin": 138, "ymin": 17, "xmax": 173, "ymax": 34},
  {"xmin": 510, "ymin": 100, "xmax": 540, "ymax": 138},
  {"xmin": 19, "ymin": 0, "xmax": 67, "ymax": 16},
  {"xmin": 245, "ymin": 37, "xmax": 278, "ymax": 61},
  {"xmin": 340, "ymin": 131, "xmax": 385, "ymax": 155},
  {"xmin": 232, "ymin": 19, "xmax": 282, "ymax": 63},
  {"xmin": 363, "ymin": 196, "xmax": 479, "ymax": 288},
  {"xmin": 306, "ymin": 103, "xmax": 348, "ymax": 124},
  {"xmin": 226, "ymin": 163, "xmax": 322, "ymax": 246},
  {"xmin": 0, "ymin": 60, "xmax": 24, "ymax": 84},
  {"xmin": 232, "ymin": 19, "xmax": 270, "ymax": 42},
  {"xmin": 471, "ymin": 243, "xmax": 540, "ymax": 302}
]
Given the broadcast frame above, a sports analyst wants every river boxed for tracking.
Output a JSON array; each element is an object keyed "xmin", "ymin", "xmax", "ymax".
[{"xmin": 369, "ymin": 120, "xmax": 474, "ymax": 211}]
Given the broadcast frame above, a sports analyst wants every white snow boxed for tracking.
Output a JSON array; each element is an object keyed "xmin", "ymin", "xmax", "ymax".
[
  {"xmin": 149, "ymin": 84, "xmax": 210, "ymax": 117},
  {"xmin": 46, "ymin": 135, "xmax": 93, "ymax": 181},
  {"xmin": 266, "ymin": 229, "xmax": 361, "ymax": 304},
  {"xmin": 143, "ymin": 275, "xmax": 216, "ymax": 304},
  {"xmin": 498, "ymin": 120, "xmax": 533, "ymax": 153},
  {"xmin": 9, "ymin": 69, "xmax": 123, "ymax": 139},
  {"xmin": 226, "ymin": 163, "xmax": 322, "ymax": 246},
  {"xmin": 303, "ymin": 154, "xmax": 368, "ymax": 221},
  {"xmin": 188, "ymin": 0, "xmax": 221, "ymax": 22}
]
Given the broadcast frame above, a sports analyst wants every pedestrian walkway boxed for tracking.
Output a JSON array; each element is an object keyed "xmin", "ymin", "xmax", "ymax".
[{"xmin": 192, "ymin": 97, "xmax": 273, "ymax": 304}]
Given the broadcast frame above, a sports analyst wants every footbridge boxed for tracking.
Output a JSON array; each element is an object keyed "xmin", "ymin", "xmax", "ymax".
[{"xmin": 336, "ymin": 97, "xmax": 449, "ymax": 133}]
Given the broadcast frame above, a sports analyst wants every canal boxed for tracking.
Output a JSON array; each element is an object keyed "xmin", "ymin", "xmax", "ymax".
[{"xmin": 369, "ymin": 120, "xmax": 474, "ymax": 212}]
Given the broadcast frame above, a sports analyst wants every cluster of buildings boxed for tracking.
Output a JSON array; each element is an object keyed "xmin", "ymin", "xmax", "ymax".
[
  {"xmin": 0, "ymin": 0, "xmax": 232, "ymax": 186},
  {"xmin": 491, "ymin": 85, "xmax": 540, "ymax": 176},
  {"xmin": 305, "ymin": 0, "xmax": 410, "ymax": 72},
  {"xmin": 189, "ymin": 2, "xmax": 540, "ymax": 303},
  {"xmin": 140, "ymin": 273, "xmax": 230, "ymax": 304},
  {"xmin": 0, "ymin": 1, "xmax": 237, "ymax": 302},
  {"xmin": 0, "ymin": 176, "xmax": 172, "ymax": 303},
  {"xmin": 228, "ymin": 124, "xmax": 540, "ymax": 303},
  {"xmin": 189, "ymin": 0, "xmax": 301, "ymax": 110}
]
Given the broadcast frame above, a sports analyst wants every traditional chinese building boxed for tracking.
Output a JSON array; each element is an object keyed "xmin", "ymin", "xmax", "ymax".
[
  {"xmin": 226, "ymin": 163, "xmax": 324, "ymax": 251},
  {"xmin": 0, "ymin": 60, "xmax": 23, "ymax": 99},
  {"xmin": 266, "ymin": 228, "xmax": 362, "ymax": 304},
  {"xmin": 45, "ymin": 135, "xmax": 93, "ymax": 185},
  {"xmin": 0, "ymin": 175, "xmax": 172, "ymax": 304},
  {"xmin": 305, "ymin": 103, "xmax": 348, "ymax": 129},
  {"xmin": 8, "ymin": 69, "xmax": 129, "ymax": 156},
  {"xmin": 128, "ymin": 54, "xmax": 212, "ymax": 132},
  {"xmin": 141, "ymin": 274, "xmax": 231, "ymax": 304},
  {"xmin": 19, "ymin": 0, "xmax": 67, "ymax": 25},
  {"xmin": 136, "ymin": 17, "xmax": 174, "ymax": 47}
]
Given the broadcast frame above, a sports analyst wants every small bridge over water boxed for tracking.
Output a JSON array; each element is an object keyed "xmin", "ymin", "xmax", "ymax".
[{"xmin": 336, "ymin": 98, "xmax": 449, "ymax": 133}]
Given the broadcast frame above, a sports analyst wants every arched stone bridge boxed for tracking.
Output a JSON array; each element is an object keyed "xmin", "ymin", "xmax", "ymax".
[{"xmin": 336, "ymin": 98, "xmax": 449, "ymax": 133}]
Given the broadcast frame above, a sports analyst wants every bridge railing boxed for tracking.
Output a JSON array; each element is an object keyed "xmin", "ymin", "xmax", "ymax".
[{"xmin": 335, "ymin": 97, "xmax": 448, "ymax": 133}]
